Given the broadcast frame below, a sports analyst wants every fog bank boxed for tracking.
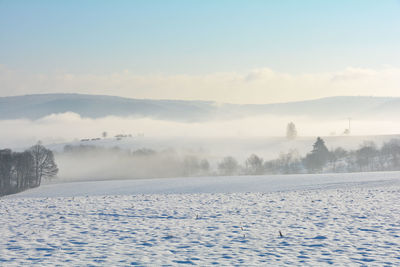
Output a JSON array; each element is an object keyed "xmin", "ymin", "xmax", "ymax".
[
  {"xmin": 1, "ymin": 112, "xmax": 400, "ymax": 149},
  {"xmin": 1, "ymin": 112, "xmax": 399, "ymax": 182}
]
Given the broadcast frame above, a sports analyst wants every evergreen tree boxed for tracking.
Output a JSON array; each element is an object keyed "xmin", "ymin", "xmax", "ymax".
[
  {"xmin": 286, "ymin": 122, "xmax": 297, "ymax": 140},
  {"xmin": 304, "ymin": 137, "xmax": 330, "ymax": 173}
]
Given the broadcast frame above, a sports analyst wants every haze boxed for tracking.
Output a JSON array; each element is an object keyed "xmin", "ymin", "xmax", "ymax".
[
  {"xmin": 1, "ymin": 1, "xmax": 400, "ymax": 103},
  {"xmin": 0, "ymin": 112, "xmax": 399, "ymax": 149},
  {"xmin": 1, "ymin": 1, "xmax": 400, "ymax": 180}
]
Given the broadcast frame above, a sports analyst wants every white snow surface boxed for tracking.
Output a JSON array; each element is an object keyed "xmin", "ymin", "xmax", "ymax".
[
  {"xmin": 7, "ymin": 171, "xmax": 400, "ymax": 198},
  {"xmin": 1, "ymin": 172, "xmax": 400, "ymax": 265}
]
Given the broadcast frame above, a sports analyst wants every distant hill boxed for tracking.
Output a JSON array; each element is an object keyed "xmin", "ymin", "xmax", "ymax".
[
  {"xmin": 0, "ymin": 94, "xmax": 217, "ymax": 121},
  {"xmin": 0, "ymin": 94, "xmax": 398, "ymax": 121}
]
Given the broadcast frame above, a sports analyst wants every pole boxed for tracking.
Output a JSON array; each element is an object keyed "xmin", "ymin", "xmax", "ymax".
[{"xmin": 348, "ymin": 117, "xmax": 351, "ymax": 134}]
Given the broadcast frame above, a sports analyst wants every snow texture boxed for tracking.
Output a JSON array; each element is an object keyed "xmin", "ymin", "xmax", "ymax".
[{"xmin": 1, "ymin": 172, "xmax": 400, "ymax": 265}]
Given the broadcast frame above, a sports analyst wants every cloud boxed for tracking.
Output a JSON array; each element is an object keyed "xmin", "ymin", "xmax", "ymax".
[
  {"xmin": 330, "ymin": 67, "xmax": 377, "ymax": 82},
  {"xmin": 1, "ymin": 65, "xmax": 400, "ymax": 104}
]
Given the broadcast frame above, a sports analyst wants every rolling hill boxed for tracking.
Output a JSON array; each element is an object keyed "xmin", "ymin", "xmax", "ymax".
[{"xmin": 0, "ymin": 93, "xmax": 399, "ymax": 121}]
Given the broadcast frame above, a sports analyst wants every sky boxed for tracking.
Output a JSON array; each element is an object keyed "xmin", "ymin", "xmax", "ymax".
[{"xmin": 1, "ymin": 0, "xmax": 400, "ymax": 104}]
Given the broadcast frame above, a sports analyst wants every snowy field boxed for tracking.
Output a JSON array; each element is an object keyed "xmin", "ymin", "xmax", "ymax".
[{"xmin": 1, "ymin": 172, "xmax": 400, "ymax": 265}]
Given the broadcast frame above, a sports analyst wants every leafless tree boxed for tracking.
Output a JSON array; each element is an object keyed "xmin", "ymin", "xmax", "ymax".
[
  {"xmin": 14, "ymin": 151, "xmax": 34, "ymax": 190},
  {"xmin": 218, "ymin": 156, "xmax": 239, "ymax": 176},
  {"xmin": 355, "ymin": 141, "xmax": 378, "ymax": 172},
  {"xmin": 245, "ymin": 154, "xmax": 264, "ymax": 175},
  {"xmin": 29, "ymin": 142, "xmax": 58, "ymax": 187},
  {"xmin": 0, "ymin": 149, "xmax": 13, "ymax": 195}
]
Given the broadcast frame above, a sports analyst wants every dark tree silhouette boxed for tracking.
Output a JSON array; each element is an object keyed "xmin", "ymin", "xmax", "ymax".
[
  {"xmin": 0, "ymin": 149, "xmax": 13, "ymax": 195},
  {"xmin": 14, "ymin": 151, "xmax": 34, "ymax": 190},
  {"xmin": 304, "ymin": 137, "xmax": 330, "ymax": 173},
  {"xmin": 0, "ymin": 145, "xmax": 57, "ymax": 196},
  {"xmin": 29, "ymin": 142, "xmax": 58, "ymax": 187}
]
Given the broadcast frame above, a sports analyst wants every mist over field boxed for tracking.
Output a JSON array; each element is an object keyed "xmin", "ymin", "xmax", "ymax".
[
  {"xmin": 2, "ymin": 96, "xmax": 400, "ymax": 149},
  {"xmin": 4, "ymin": 115, "xmax": 400, "ymax": 182},
  {"xmin": 1, "ymin": 94, "xmax": 400, "ymax": 182},
  {"xmin": 0, "ymin": 113, "xmax": 393, "ymax": 148},
  {"xmin": 0, "ymin": 110, "xmax": 399, "ymax": 149}
]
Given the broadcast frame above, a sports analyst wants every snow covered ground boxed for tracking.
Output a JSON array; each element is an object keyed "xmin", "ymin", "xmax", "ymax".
[{"xmin": 1, "ymin": 172, "xmax": 400, "ymax": 265}]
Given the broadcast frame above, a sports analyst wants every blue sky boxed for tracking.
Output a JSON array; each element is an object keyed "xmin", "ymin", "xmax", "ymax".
[{"xmin": 1, "ymin": 1, "xmax": 400, "ymax": 102}]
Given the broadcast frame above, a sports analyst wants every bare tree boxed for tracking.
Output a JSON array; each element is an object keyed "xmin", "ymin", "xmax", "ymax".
[
  {"xmin": 329, "ymin": 147, "xmax": 348, "ymax": 172},
  {"xmin": 199, "ymin": 159, "xmax": 210, "ymax": 175},
  {"xmin": 0, "ymin": 149, "xmax": 13, "ymax": 195},
  {"xmin": 14, "ymin": 151, "xmax": 34, "ymax": 190},
  {"xmin": 218, "ymin": 156, "xmax": 239, "ymax": 176},
  {"xmin": 277, "ymin": 149, "xmax": 302, "ymax": 174},
  {"xmin": 355, "ymin": 141, "xmax": 378, "ymax": 171},
  {"xmin": 182, "ymin": 155, "xmax": 200, "ymax": 176},
  {"xmin": 245, "ymin": 154, "xmax": 264, "ymax": 175},
  {"xmin": 381, "ymin": 139, "xmax": 400, "ymax": 170},
  {"xmin": 29, "ymin": 142, "xmax": 58, "ymax": 187}
]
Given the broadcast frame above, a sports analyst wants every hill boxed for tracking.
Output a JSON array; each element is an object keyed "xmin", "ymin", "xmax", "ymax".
[{"xmin": 0, "ymin": 94, "xmax": 399, "ymax": 121}]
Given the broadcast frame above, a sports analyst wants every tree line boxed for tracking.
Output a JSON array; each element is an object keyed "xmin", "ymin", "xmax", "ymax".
[
  {"xmin": 219, "ymin": 137, "xmax": 400, "ymax": 176},
  {"xmin": 61, "ymin": 145, "xmax": 211, "ymax": 179},
  {"xmin": 61, "ymin": 138, "xmax": 400, "ymax": 180},
  {"xmin": 3, "ymin": 137, "xmax": 397, "ymax": 195},
  {"xmin": 0, "ymin": 143, "xmax": 58, "ymax": 196}
]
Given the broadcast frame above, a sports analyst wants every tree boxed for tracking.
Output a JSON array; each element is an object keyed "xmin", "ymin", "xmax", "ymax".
[
  {"xmin": 381, "ymin": 139, "xmax": 400, "ymax": 170},
  {"xmin": 14, "ymin": 151, "xmax": 34, "ymax": 190},
  {"xmin": 245, "ymin": 154, "xmax": 264, "ymax": 175},
  {"xmin": 355, "ymin": 141, "xmax": 378, "ymax": 171},
  {"xmin": 0, "ymin": 145, "xmax": 58, "ymax": 196},
  {"xmin": 0, "ymin": 149, "xmax": 13, "ymax": 195},
  {"xmin": 132, "ymin": 148, "xmax": 156, "ymax": 157},
  {"xmin": 218, "ymin": 156, "xmax": 239, "ymax": 176},
  {"xmin": 263, "ymin": 159, "xmax": 280, "ymax": 174},
  {"xmin": 29, "ymin": 142, "xmax": 58, "ymax": 187},
  {"xmin": 182, "ymin": 155, "xmax": 200, "ymax": 176},
  {"xmin": 277, "ymin": 149, "xmax": 302, "ymax": 174},
  {"xmin": 286, "ymin": 122, "xmax": 297, "ymax": 140},
  {"xmin": 304, "ymin": 137, "xmax": 330, "ymax": 173},
  {"xmin": 199, "ymin": 159, "xmax": 210, "ymax": 174},
  {"xmin": 329, "ymin": 147, "xmax": 348, "ymax": 172}
]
